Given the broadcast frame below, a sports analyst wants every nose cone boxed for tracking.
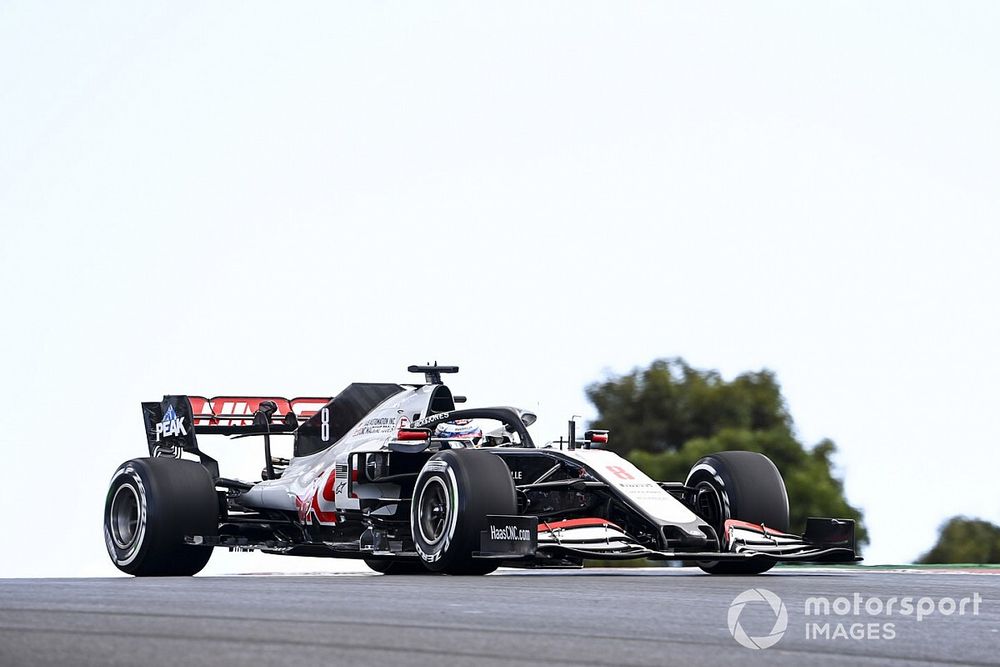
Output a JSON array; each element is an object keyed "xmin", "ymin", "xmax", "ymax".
[{"xmin": 661, "ymin": 522, "xmax": 718, "ymax": 551}]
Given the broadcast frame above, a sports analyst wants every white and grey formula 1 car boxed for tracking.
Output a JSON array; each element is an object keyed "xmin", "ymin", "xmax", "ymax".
[{"xmin": 104, "ymin": 365, "xmax": 859, "ymax": 576}]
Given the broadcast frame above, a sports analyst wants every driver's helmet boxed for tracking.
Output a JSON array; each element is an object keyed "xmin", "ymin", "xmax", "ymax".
[
  {"xmin": 478, "ymin": 423, "xmax": 513, "ymax": 447},
  {"xmin": 435, "ymin": 419, "xmax": 483, "ymax": 442}
]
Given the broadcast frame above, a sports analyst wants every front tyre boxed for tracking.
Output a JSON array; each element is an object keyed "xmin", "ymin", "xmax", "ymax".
[
  {"xmin": 685, "ymin": 451, "xmax": 789, "ymax": 575},
  {"xmin": 411, "ymin": 449, "xmax": 516, "ymax": 575},
  {"xmin": 104, "ymin": 458, "xmax": 218, "ymax": 576}
]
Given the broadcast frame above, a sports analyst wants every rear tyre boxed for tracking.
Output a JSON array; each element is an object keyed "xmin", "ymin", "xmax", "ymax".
[
  {"xmin": 411, "ymin": 449, "xmax": 516, "ymax": 575},
  {"xmin": 104, "ymin": 458, "xmax": 218, "ymax": 576},
  {"xmin": 684, "ymin": 451, "xmax": 789, "ymax": 575},
  {"xmin": 364, "ymin": 558, "xmax": 432, "ymax": 575}
]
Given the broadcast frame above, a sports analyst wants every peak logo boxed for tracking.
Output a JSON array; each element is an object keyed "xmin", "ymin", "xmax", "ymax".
[{"xmin": 156, "ymin": 405, "xmax": 188, "ymax": 442}]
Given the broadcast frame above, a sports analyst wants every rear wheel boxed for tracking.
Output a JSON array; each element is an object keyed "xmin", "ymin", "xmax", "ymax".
[
  {"xmin": 685, "ymin": 451, "xmax": 789, "ymax": 575},
  {"xmin": 104, "ymin": 458, "xmax": 218, "ymax": 576},
  {"xmin": 411, "ymin": 449, "xmax": 516, "ymax": 575}
]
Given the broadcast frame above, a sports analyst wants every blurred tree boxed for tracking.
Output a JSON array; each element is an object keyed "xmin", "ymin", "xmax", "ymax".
[
  {"xmin": 918, "ymin": 517, "xmax": 1000, "ymax": 564},
  {"xmin": 586, "ymin": 358, "xmax": 792, "ymax": 453},
  {"xmin": 587, "ymin": 358, "xmax": 868, "ymax": 546}
]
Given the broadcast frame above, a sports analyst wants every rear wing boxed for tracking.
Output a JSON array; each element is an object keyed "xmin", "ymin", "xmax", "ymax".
[
  {"xmin": 141, "ymin": 385, "xmax": 405, "ymax": 477},
  {"xmin": 141, "ymin": 395, "xmax": 331, "ymax": 476},
  {"xmin": 187, "ymin": 396, "xmax": 330, "ymax": 433}
]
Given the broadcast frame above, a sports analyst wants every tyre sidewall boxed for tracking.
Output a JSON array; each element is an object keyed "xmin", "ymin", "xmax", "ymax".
[
  {"xmin": 104, "ymin": 462, "xmax": 151, "ymax": 570},
  {"xmin": 411, "ymin": 450, "xmax": 515, "ymax": 573},
  {"xmin": 412, "ymin": 452, "xmax": 466, "ymax": 570}
]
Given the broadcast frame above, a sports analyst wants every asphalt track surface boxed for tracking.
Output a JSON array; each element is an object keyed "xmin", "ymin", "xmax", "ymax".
[{"xmin": 1, "ymin": 567, "xmax": 998, "ymax": 667}]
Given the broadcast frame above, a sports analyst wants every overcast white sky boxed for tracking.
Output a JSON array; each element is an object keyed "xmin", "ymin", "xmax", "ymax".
[{"xmin": 1, "ymin": 2, "xmax": 998, "ymax": 576}]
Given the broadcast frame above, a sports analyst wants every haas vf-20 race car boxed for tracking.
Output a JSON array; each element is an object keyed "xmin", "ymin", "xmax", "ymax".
[{"xmin": 104, "ymin": 365, "xmax": 859, "ymax": 576}]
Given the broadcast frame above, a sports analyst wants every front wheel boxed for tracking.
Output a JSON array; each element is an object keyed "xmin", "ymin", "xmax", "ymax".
[
  {"xmin": 104, "ymin": 458, "xmax": 218, "ymax": 576},
  {"xmin": 685, "ymin": 451, "xmax": 789, "ymax": 575},
  {"xmin": 411, "ymin": 449, "xmax": 516, "ymax": 575}
]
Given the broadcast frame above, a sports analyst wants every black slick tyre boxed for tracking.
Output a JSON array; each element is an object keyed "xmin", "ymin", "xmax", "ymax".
[
  {"xmin": 411, "ymin": 449, "xmax": 516, "ymax": 575},
  {"xmin": 684, "ymin": 451, "xmax": 789, "ymax": 575},
  {"xmin": 104, "ymin": 458, "xmax": 218, "ymax": 576}
]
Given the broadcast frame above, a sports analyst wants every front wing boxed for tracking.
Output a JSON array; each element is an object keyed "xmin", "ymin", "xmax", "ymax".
[{"xmin": 478, "ymin": 515, "xmax": 860, "ymax": 564}]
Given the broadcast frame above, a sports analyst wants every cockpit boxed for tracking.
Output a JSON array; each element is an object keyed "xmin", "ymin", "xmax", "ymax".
[{"xmin": 416, "ymin": 407, "xmax": 538, "ymax": 448}]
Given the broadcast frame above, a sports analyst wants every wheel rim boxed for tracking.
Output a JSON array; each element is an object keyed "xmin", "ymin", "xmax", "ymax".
[
  {"xmin": 110, "ymin": 484, "xmax": 141, "ymax": 549},
  {"xmin": 417, "ymin": 477, "xmax": 451, "ymax": 546},
  {"xmin": 694, "ymin": 481, "xmax": 724, "ymax": 532}
]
